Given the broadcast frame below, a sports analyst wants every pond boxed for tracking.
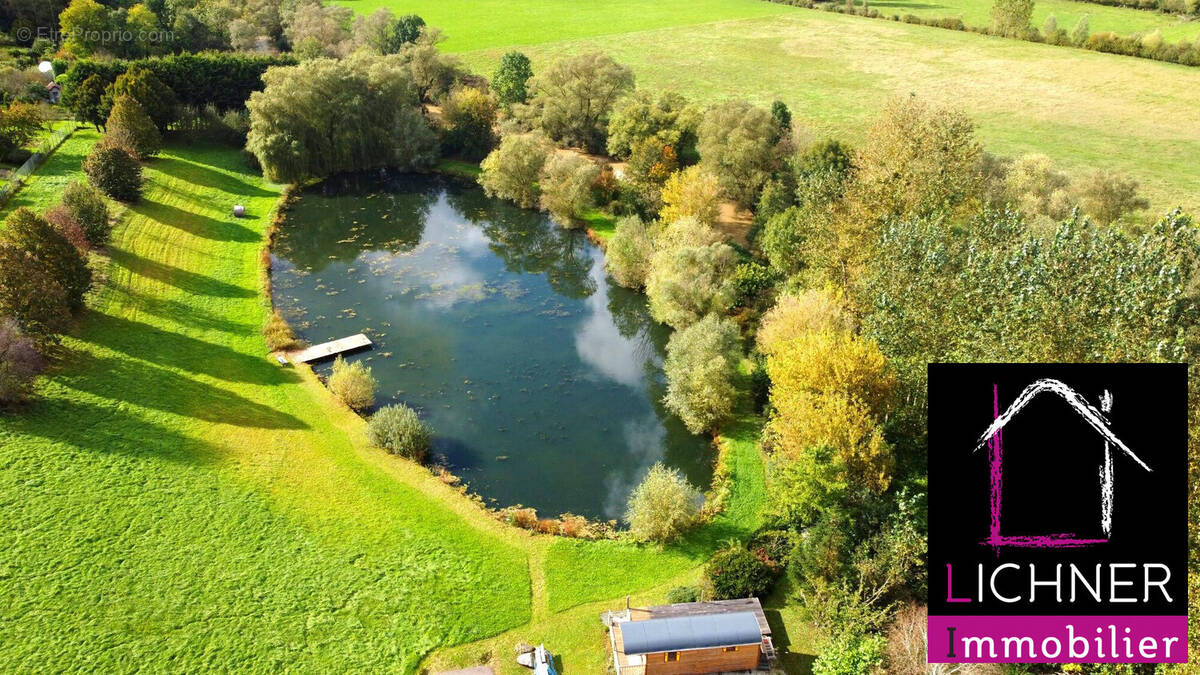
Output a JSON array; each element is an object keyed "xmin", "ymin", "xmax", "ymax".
[{"xmin": 270, "ymin": 173, "xmax": 714, "ymax": 520}]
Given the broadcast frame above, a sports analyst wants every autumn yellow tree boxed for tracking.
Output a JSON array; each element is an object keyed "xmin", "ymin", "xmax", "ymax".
[
  {"xmin": 660, "ymin": 166, "xmax": 721, "ymax": 227},
  {"xmin": 766, "ymin": 330, "xmax": 895, "ymax": 493}
]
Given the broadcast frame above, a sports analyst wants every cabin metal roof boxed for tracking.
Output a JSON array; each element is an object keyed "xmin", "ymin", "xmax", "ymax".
[{"xmin": 619, "ymin": 611, "xmax": 763, "ymax": 655}]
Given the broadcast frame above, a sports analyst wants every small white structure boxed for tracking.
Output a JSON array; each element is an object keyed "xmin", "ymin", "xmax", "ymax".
[{"xmin": 233, "ymin": 204, "xmax": 246, "ymax": 217}]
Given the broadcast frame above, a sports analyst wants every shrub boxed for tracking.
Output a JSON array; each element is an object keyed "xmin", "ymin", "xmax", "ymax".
[
  {"xmin": 663, "ymin": 314, "xmax": 742, "ymax": 434},
  {"xmin": 605, "ymin": 216, "xmax": 655, "ymax": 289},
  {"xmin": 509, "ymin": 507, "xmax": 539, "ymax": 529},
  {"xmin": 61, "ymin": 182, "xmax": 111, "ymax": 247},
  {"xmin": 705, "ymin": 546, "xmax": 777, "ymax": 599},
  {"xmin": 3, "ymin": 208, "xmax": 92, "ymax": 313},
  {"xmin": 732, "ymin": 260, "xmax": 776, "ymax": 306},
  {"xmin": 479, "ymin": 133, "xmax": 551, "ymax": 208},
  {"xmin": 1074, "ymin": 169, "xmax": 1150, "ymax": 225},
  {"xmin": 812, "ymin": 633, "xmax": 887, "ymax": 675},
  {"xmin": 83, "ymin": 143, "xmax": 143, "ymax": 202},
  {"xmin": 625, "ymin": 462, "xmax": 701, "ymax": 542},
  {"xmin": 666, "ymin": 585, "xmax": 703, "ymax": 604},
  {"xmin": 105, "ymin": 94, "xmax": 162, "ymax": 159},
  {"xmin": 0, "ymin": 317, "xmax": 44, "ymax": 405},
  {"xmin": 646, "ymin": 242, "xmax": 739, "ymax": 329},
  {"xmin": 559, "ymin": 514, "xmax": 590, "ymax": 538},
  {"xmin": 263, "ymin": 311, "xmax": 301, "ymax": 351},
  {"xmin": 536, "ymin": 519, "xmax": 561, "ymax": 535},
  {"xmin": 44, "ymin": 206, "xmax": 89, "ymax": 252},
  {"xmin": 367, "ymin": 404, "xmax": 432, "ymax": 461},
  {"xmin": 748, "ymin": 528, "xmax": 796, "ymax": 569},
  {"xmin": 0, "ymin": 243, "xmax": 71, "ymax": 341},
  {"xmin": 538, "ymin": 153, "xmax": 599, "ymax": 226},
  {"xmin": 327, "ymin": 356, "xmax": 377, "ymax": 411}
]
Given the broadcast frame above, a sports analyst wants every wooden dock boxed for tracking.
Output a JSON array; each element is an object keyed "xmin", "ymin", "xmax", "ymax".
[{"xmin": 290, "ymin": 333, "xmax": 372, "ymax": 364}]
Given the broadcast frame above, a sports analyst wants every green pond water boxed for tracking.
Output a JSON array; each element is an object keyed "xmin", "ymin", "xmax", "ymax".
[{"xmin": 270, "ymin": 173, "xmax": 714, "ymax": 520}]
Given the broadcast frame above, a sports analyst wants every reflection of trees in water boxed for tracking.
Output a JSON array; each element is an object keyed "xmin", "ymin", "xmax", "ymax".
[
  {"xmin": 272, "ymin": 173, "xmax": 436, "ymax": 273},
  {"xmin": 447, "ymin": 181, "xmax": 597, "ymax": 300}
]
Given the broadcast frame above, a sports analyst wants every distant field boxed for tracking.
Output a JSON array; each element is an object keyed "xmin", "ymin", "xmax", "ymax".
[
  {"xmin": 871, "ymin": 0, "xmax": 1200, "ymax": 41},
  {"xmin": 331, "ymin": 0, "xmax": 791, "ymax": 51},
  {"xmin": 457, "ymin": 12, "xmax": 1200, "ymax": 217}
]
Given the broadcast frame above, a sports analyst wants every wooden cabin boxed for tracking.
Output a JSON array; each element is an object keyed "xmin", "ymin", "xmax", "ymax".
[{"xmin": 609, "ymin": 598, "xmax": 774, "ymax": 675}]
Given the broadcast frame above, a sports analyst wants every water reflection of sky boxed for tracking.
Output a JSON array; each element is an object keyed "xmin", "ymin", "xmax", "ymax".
[{"xmin": 270, "ymin": 174, "xmax": 714, "ymax": 520}]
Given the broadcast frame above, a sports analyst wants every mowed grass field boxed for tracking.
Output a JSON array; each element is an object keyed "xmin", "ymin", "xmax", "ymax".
[
  {"xmin": 0, "ymin": 142, "xmax": 533, "ymax": 670},
  {"xmin": 332, "ymin": 0, "xmax": 792, "ymax": 51},
  {"xmin": 874, "ymin": 0, "xmax": 1200, "ymax": 41},
  {"xmin": 450, "ymin": 11, "xmax": 1200, "ymax": 216},
  {"xmin": 0, "ymin": 139, "xmax": 781, "ymax": 669}
]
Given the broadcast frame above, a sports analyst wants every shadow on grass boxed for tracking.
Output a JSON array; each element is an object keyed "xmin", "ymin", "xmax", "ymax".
[
  {"xmin": 109, "ymin": 248, "xmax": 258, "ymax": 298},
  {"xmin": 56, "ymin": 346, "xmax": 308, "ymax": 430},
  {"xmin": 154, "ymin": 154, "xmax": 277, "ymax": 198},
  {"xmin": 130, "ymin": 198, "xmax": 261, "ymax": 243},
  {"xmin": 6, "ymin": 395, "xmax": 223, "ymax": 467},
  {"xmin": 81, "ymin": 311, "xmax": 298, "ymax": 386},
  {"xmin": 108, "ymin": 286, "xmax": 259, "ymax": 335}
]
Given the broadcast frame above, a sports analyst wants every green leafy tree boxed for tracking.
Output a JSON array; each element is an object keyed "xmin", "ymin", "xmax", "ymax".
[
  {"xmin": 104, "ymin": 67, "xmax": 178, "ymax": 132},
  {"xmin": 492, "ymin": 51, "xmax": 533, "ymax": 109},
  {"xmin": 662, "ymin": 313, "xmax": 742, "ymax": 433},
  {"xmin": 246, "ymin": 54, "xmax": 438, "ymax": 183},
  {"xmin": 697, "ymin": 100, "xmax": 778, "ymax": 208},
  {"xmin": 606, "ymin": 90, "xmax": 699, "ymax": 160},
  {"xmin": 538, "ymin": 152, "xmax": 599, "ymax": 226},
  {"xmin": 59, "ymin": 0, "xmax": 114, "ymax": 57},
  {"xmin": 647, "ymin": 241, "xmax": 738, "ymax": 329},
  {"xmin": 770, "ymin": 99, "xmax": 792, "ymax": 136},
  {"xmin": 528, "ymin": 52, "xmax": 634, "ymax": 153},
  {"xmin": 398, "ymin": 28, "xmax": 462, "ymax": 105},
  {"xmin": 3, "ymin": 208, "xmax": 92, "ymax": 313},
  {"xmin": 479, "ymin": 133, "xmax": 551, "ymax": 208},
  {"xmin": 105, "ymin": 94, "xmax": 162, "ymax": 159},
  {"xmin": 625, "ymin": 462, "xmax": 701, "ymax": 542},
  {"xmin": 83, "ymin": 143, "xmax": 143, "ymax": 202},
  {"xmin": 605, "ymin": 216, "xmax": 655, "ymax": 289},
  {"xmin": 353, "ymin": 9, "xmax": 424, "ymax": 54},
  {"xmin": 0, "ymin": 102, "xmax": 42, "ymax": 159},
  {"xmin": 69, "ymin": 74, "xmax": 110, "ymax": 131},
  {"xmin": 368, "ymin": 404, "xmax": 432, "ymax": 461}
]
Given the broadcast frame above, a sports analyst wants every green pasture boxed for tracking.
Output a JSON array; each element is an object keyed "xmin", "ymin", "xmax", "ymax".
[{"xmin": 458, "ymin": 12, "xmax": 1200, "ymax": 217}]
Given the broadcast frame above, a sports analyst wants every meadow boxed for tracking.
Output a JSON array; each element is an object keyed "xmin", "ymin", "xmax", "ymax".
[{"xmin": 452, "ymin": 11, "xmax": 1200, "ymax": 217}]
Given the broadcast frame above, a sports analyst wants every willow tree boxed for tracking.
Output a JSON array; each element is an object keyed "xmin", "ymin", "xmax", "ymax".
[{"xmin": 246, "ymin": 54, "xmax": 438, "ymax": 184}]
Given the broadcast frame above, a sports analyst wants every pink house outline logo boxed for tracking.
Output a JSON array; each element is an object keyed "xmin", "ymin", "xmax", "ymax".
[{"xmin": 972, "ymin": 378, "xmax": 1152, "ymax": 550}]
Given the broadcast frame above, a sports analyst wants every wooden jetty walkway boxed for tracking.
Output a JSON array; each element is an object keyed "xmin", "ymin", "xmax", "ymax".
[{"xmin": 289, "ymin": 333, "xmax": 372, "ymax": 364}]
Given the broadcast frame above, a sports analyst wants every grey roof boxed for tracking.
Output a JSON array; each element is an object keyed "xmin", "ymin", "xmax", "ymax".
[{"xmin": 620, "ymin": 611, "xmax": 763, "ymax": 655}]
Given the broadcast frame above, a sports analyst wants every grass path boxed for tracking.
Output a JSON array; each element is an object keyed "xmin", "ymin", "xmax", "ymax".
[
  {"xmin": 460, "ymin": 11, "xmax": 1200, "ymax": 217},
  {"xmin": 0, "ymin": 142, "xmax": 780, "ymax": 670}
]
